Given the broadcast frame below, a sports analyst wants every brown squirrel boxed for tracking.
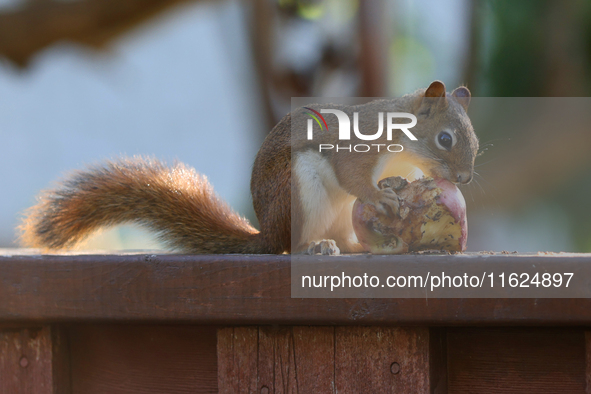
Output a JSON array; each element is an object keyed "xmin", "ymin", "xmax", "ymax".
[{"xmin": 19, "ymin": 80, "xmax": 478, "ymax": 255}]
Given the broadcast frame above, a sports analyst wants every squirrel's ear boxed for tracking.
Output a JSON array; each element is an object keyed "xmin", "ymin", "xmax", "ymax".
[
  {"xmin": 424, "ymin": 80, "xmax": 446, "ymax": 98},
  {"xmin": 416, "ymin": 81, "xmax": 447, "ymax": 116},
  {"xmin": 452, "ymin": 86, "xmax": 471, "ymax": 111}
]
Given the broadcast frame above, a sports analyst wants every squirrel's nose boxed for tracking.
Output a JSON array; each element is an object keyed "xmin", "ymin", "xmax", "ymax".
[{"xmin": 456, "ymin": 172, "xmax": 473, "ymax": 184}]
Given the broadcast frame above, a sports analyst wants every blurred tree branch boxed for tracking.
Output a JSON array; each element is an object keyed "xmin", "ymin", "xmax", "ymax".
[
  {"xmin": 358, "ymin": 0, "xmax": 387, "ymax": 97},
  {"xmin": 0, "ymin": 0, "xmax": 202, "ymax": 66},
  {"xmin": 246, "ymin": 0, "xmax": 276, "ymax": 134}
]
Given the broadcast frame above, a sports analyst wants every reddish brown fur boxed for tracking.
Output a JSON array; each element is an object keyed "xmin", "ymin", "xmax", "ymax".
[
  {"xmin": 19, "ymin": 81, "xmax": 477, "ymax": 255},
  {"xmin": 19, "ymin": 157, "xmax": 266, "ymax": 253},
  {"xmin": 250, "ymin": 113, "xmax": 292, "ymax": 253}
]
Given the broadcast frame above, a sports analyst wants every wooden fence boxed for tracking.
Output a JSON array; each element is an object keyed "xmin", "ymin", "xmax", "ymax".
[{"xmin": 1, "ymin": 251, "xmax": 591, "ymax": 393}]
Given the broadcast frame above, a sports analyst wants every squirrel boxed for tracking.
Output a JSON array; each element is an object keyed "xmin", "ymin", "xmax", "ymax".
[{"xmin": 19, "ymin": 80, "xmax": 478, "ymax": 255}]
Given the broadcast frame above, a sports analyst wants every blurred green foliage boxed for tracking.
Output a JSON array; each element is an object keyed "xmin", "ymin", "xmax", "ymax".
[
  {"xmin": 482, "ymin": 0, "xmax": 591, "ymax": 96},
  {"xmin": 477, "ymin": 0, "xmax": 591, "ymax": 251},
  {"xmin": 484, "ymin": 0, "xmax": 547, "ymax": 97}
]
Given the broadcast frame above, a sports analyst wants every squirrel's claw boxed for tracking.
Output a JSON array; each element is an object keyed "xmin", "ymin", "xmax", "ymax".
[
  {"xmin": 306, "ymin": 239, "xmax": 341, "ymax": 255},
  {"xmin": 372, "ymin": 188, "xmax": 401, "ymax": 217}
]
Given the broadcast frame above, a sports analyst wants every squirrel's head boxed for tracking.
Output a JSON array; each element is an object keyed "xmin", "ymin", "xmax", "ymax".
[{"xmin": 406, "ymin": 81, "xmax": 479, "ymax": 185}]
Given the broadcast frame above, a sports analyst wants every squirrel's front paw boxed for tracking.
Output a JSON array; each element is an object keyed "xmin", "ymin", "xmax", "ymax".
[
  {"xmin": 306, "ymin": 239, "xmax": 340, "ymax": 255},
  {"xmin": 369, "ymin": 188, "xmax": 400, "ymax": 217}
]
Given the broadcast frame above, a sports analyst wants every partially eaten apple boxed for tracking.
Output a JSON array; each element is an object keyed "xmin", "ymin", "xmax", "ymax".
[{"xmin": 352, "ymin": 176, "xmax": 467, "ymax": 254}]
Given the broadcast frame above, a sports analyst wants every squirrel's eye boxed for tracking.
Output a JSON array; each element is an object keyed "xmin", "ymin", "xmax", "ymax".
[{"xmin": 436, "ymin": 131, "xmax": 454, "ymax": 151}]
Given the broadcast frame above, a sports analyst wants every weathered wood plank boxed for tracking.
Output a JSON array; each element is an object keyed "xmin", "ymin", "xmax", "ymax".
[
  {"xmin": 429, "ymin": 328, "xmax": 447, "ymax": 394},
  {"xmin": 256, "ymin": 326, "xmax": 335, "ymax": 393},
  {"xmin": 256, "ymin": 327, "xmax": 275, "ymax": 393},
  {"xmin": 69, "ymin": 325, "xmax": 217, "ymax": 394},
  {"xmin": 1, "ymin": 252, "xmax": 591, "ymax": 324},
  {"xmin": 335, "ymin": 327, "xmax": 430, "ymax": 393},
  {"xmin": 0, "ymin": 326, "xmax": 70, "ymax": 394},
  {"xmin": 292, "ymin": 327, "xmax": 335, "ymax": 393},
  {"xmin": 50, "ymin": 327, "xmax": 71, "ymax": 394},
  {"xmin": 585, "ymin": 331, "xmax": 591, "ymax": 394},
  {"xmin": 258, "ymin": 327, "xmax": 298, "ymax": 393},
  {"xmin": 217, "ymin": 327, "xmax": 257, "ymax": 394},
  {"xmin": 448, "ymin": 328, "xmax": 585, "ymax": 393},
  {"xmin": 220, "ymin": 326, "xmax": 431, "ymax": 393}
]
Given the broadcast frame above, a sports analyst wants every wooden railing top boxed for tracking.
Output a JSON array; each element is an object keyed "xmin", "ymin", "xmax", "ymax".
[{"xmin": 1, "ymin": 249, "xmax": 591, "ymax": 325}]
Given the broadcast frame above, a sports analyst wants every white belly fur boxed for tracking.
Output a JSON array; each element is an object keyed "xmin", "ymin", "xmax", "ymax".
[
  {"xmin": 293, "ymin": 151, "xmax": 355, "ymax": 246},
  {"xmin": 293, "ymin": 150, "xmax": 421, "ymax": 249}
]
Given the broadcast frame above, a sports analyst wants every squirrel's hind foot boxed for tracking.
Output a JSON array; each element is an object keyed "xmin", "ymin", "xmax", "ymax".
[{"xmin": 306, "ymin": 239, "xmax": 340, "ymax": 255}]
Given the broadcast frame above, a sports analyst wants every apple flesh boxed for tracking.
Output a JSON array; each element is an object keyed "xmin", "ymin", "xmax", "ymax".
[{"xmin": 352, "ymin": 176, "xmax": 467, "ymax": 254}]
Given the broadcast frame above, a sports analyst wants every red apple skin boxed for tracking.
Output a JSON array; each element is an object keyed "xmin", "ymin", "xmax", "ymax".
[
  {"xmin": 434, "ymin": 178, "xmax": 468, "ymax": 251},
  {"xmin": 352, "ymin": 177, "xmax": 467, "ymax": 254}
]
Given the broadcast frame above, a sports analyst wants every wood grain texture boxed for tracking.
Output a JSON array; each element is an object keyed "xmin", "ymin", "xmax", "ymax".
[
  {"xmin": 0, "ymin": 326, "xmax": 70, "ymax": 394},
  {"xmin": 429, "ymin": 328, "xmax": 447, "ymax": 394},
  {"xmin": 2, "ymin": 252, "xmax": 591, "ymax": 325},
  {"xmin": 219, "ymin": 326, "xmax": 337, "ymax": 393},
  {"xmin": 217, "ymin": 327, "xmax": 258, "ymax": 394},
  {"xmin": 258, "ymin": 326, "xmax": 335, "ymax": 393},
  {"xmin": 219, "ymin": 326, "xmax": 432, "ymax": 393},
  {"xmin": 335, "ymin": 327, "xmax": 430, "ymax": 393},
  {"xmin": 69, "ymin": 325, "xmax": 217, "ymax": 394},
  {"xmin": 51, "ymin": 327, "xmax": 71, "ymax": 394},
  {"xmin": 448, "ymin": 328, "xmax": 585, "ymax": 393},
  {"xmin": 258, "ymin": 327, "xmax": 298, "ymax": 393},
  {"xmin": 586, "ymin": 331, "xmax": 591, "ymax": 394},
  {"xmin": 291, "ymin": 326, "xmax": 335, "ymax": 392}
]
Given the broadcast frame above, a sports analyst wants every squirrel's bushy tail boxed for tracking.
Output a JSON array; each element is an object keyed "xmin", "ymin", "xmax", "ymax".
[{"xmin": 19, "ymin": 157, "xmax": 263, "ymax": 253}]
